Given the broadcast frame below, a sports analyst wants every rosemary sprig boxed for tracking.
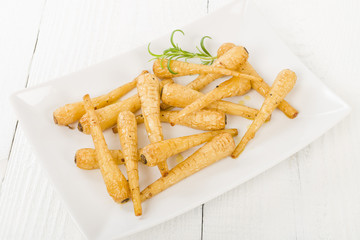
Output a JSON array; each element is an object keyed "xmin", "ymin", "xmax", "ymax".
[{"xmin": 148, "ymin": 29, "xmax": 217, "ymax": 74}]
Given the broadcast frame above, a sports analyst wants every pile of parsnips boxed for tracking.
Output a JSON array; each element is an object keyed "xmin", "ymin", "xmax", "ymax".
[{"xmin": 53, "ymin": 42, "xmax": 298, "ymax": 216}]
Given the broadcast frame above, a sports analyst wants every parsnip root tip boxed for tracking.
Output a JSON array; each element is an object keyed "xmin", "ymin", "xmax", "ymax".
[
  {"xmin": 140, "ymin": 154, "xmax": 147, "ymax": 164},
  {"xmin": 78, "ymin": 122, "xmax": 83, "ymax": 132},
  {"xmin": 53, "ymin": 114, "xmax": 58, "ymax": 124}
]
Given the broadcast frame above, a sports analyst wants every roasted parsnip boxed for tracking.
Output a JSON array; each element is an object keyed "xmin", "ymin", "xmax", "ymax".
[
  {"xmin": 172, "ymin": 77, "xmax": 251, "ymax": 124},
  {"xmin": 140, "ymin": 133, "xmax": 235, "ymax": 201},
  {"xmin": 118, "ymin": 111, "xmax": 142, "ymax": 216},
  {"xmin": 78, "ymin": 78, "xmax": 174, "ymax": 134},
  {"xmin": 79, "ymin": 94, "xmax": 141, "ymax": 134},
  {"xmin": 75, "ymin": 149, "xmax": 125, "ymax": 170},
  {"xmin": 216, "ymin": 43, "xmax": 236, "ymax": 58},
  {"xmin": 186, "ymin": 46, "xmax": 249, "ymax": 91},
  {"xmin": 140, "ymin": 110, "xmax": 226, "ymax": 131},
  {"xmin": 82, "ymin": 94, "xmax": 130, "ymax": 203},
  {"xmin": 240, "ymin": 61, "xmax": 299, "ymax": 118},
  {"xmin": 161, "ymin": 83, "xmax": 259, "ymax": 120},
  {"xmin": 53, "ymin": 79, "xmax": 138, "ymax": 126},
  {"xmin": 137, "ymin": 73, "xmax": 169, "ymax": 176},
  {"xmin": 140, "ymin": 129, "xmax": 238, "ymax": 166},
  {"xmin": 153, "ymin": 59, "xmax": 261, "ymax": 83},
  {"xmin": 232, "ymin": 69, "xmax": 297, "ymax": 158},
  {"xmin": 113, "ymin": 109, "xmax": 227, "ymax": 132}
]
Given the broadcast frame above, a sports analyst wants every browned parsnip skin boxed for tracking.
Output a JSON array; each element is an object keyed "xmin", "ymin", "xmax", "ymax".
[
  {"xmin": 239, "ymin": 61, "xmax": 298, "ymax": 119},
  {"xmin": 212, "ymin": 43, "xmax": 252, "ymax": 96},
  {"xmin": 186, "ymin": 46, "xmax": 249, "ymax": 91},
  {"xmin": 216, "ymin": 43, "xmax": 236, "ymax": 57},
  {"xmin": 117, "ymin": 111, "xmax": 142, "ymax": 216},
  {"xmin": 159, "ymin": 44, "xmax": 244, "ymax": 111},
  {"xmin": 153, "ymin": 59, "xmax": 262, "ymax": 83},
  {"xmin": 75, "ymin": 148, "xmax": 145, "ymax": 170},
  {"xmin": 75, "ymin": 149, "xmax": 125, "ymax": 170},
  {"xmin": 139, "ymin": 129, "xmax": 238, "ymax": 166},
  {"xmin": 141, "ymin": 110, "xmax": 226, "ymax": 131},
  {"xmin": 232, "ymin": 69, "xmax": 297, "ymax": 158},
  {"xmin": 160, "ymin": 43, "xmax": 238, "ymax": 111},
  {"xmin": 140, "ymin": 133, "xmax": 235, "ymax": 202},
  {"xmin": 82, "ymin": 94, "xmax": 130, "ymax": 203},
  {"xmin": 79, "ymin": 94, "xmax": 141, "ymax": 134},
  {"xmin": 112, "ymin": 109, "xmax": 227, "ymax": 132},
  {"xmin": 217, "ymin": 43, "xmax": 298, "ymax": 119},
  {"xmin": 161, "ymin": 83, "xmax": 259, "ymax": 120},
  {"xmin": 137, "ymin": 73, "xmax": 169, "ymax": 176},
  {"xmin": 78, "ymin": 78, "xmax": 174, "ymax": 134},
  {"xmin": 172, "ymin": 77, "xmax": 251, "ymax": 125},
  {"xmin": 53, "ymin": 79, "xmax": 138, "ymax": 126}
]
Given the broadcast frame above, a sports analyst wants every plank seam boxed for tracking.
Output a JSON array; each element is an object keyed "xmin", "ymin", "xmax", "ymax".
[
  {"xmin": 0, "ymin": 121, "xmax": 19, "ymax": 187},
  {"xmin": 0, "ymin": 0, "xmax": 48, "ymax": 194},
  {"xmin": 296, "ymin": 157, "xmax": 302, "ymax": 192},
  {"xmin": 24, "ymin": 0, "xmax": 47, "ymax": 88},
  {"xmin": 201, "ymin": 204, "xmax": 204, "ymax": 240}
]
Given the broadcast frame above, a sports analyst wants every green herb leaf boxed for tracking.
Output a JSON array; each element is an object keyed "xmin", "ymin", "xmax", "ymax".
[{"xmin": 147, "ymin": 29, "xmax": 217, "ymax": 74}]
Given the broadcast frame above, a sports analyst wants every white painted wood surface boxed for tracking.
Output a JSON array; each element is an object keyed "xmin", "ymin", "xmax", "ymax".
[
  {"xmin": 0, "ymin": 0, "xmax": 46, "ymax": 183},
  {"xmin": 0, "ymin": 0, "xmax": 359, "ymax": 239}
]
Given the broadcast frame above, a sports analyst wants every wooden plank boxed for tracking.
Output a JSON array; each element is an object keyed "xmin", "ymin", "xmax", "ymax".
[
  {"xmin": 0, "ymin": 126, "xmax": 84, "ymax": 239},
  {"xmin": 202, "ymin": 156, "xmax": 302, "ymax": 239},
  {"xmin": 0, "ymin": 0, "xmax": 208, "ymax": 239},
  {"xmin": 25, "ymin": 0, "xmax": 209, "ymax": 87},
  {"xmin": 0, "ymin": 0, "xmax": 46, "ymax": 185},
  {"xmin": 202, "ymin": 0, "xmax": 360, "ymax": 239}
]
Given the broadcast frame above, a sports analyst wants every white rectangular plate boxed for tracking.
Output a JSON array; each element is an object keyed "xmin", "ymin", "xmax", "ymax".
[{"xmin": 11, "ymin": 1, "xmax": 350, "ymax": 239}]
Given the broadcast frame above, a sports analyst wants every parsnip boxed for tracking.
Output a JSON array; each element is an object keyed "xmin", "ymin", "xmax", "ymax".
[
  {"xmin": 53, "ymin": 79, "xmax": 138, "ymax": 126},
  {"xmin": 113, "ymin": 109, "xmax": 227, "ymax": 133},
  {"xmin": 186, "ymin": 46, "xmax": 248, "ymax": 91},
  {"xmin": 159, "ymin": 43, "xmax": 238, "ymax": 111},
  {"xmin": 159, "ymin": 43, "xmax": 245, "ymax": 111},
  {"xmin": 216, "ymin": 43, "xmax": 298, "ymax": 118},
  {"xmin": 82, "ymin": 94, "xmax": 130, "ymax": 203},
  {"xmin": 140, "ymin": 133, "xmax": 235, "ymax": 201},
  {"xmin": 141, "ymin": 110, "xmax": 226, "ymax": 131},
  {"xmin": 232, "ymin": 69, "xmax": 297, "ymax": 158},
  {"xmin": 75, "ymin": 149, "xmax": 125, "ymax": 170},
  {"xmin": 140, "ymin": 129, "xmax": 238, "ymax": 166},
  {"xmin": 118, "ymin": 111, "xmax": 142, "ymax": 216},
  {"xmin": 79, "ymin": 94, "xmax": 141, "ymax": 134},
  {"xmin": 161, "ymin": 83, "xmax": 259, "ymax": 120},
  {"xmin": 240, "ymin": 61, "xmax": 298, "ymax": 118},
  {"xmin": 216, "ymin": 43, "xmax": 236, "ymax": 58},
  {"xmin": 78, "ymin": 78, "xmax": 174, "ymax": 134},
  {"xmin": 75, "ymin": 149, "xmax": 145, "ymax": 170},
  {"xmin": 172, "ymin": 77, "xmax": 251, "ymax": 125},
  {"xmin": 137, "ymin": 73, "xmax": 169, "ymax": 176},
  {"xmin": 153, "ymin": 59, "xmax": 261, "ymax": 83}
]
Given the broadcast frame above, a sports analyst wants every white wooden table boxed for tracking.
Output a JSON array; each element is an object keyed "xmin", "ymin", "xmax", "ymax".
[{"xmin": 1, "ymin": 0, "xmax": 359, "ymax": 239}]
